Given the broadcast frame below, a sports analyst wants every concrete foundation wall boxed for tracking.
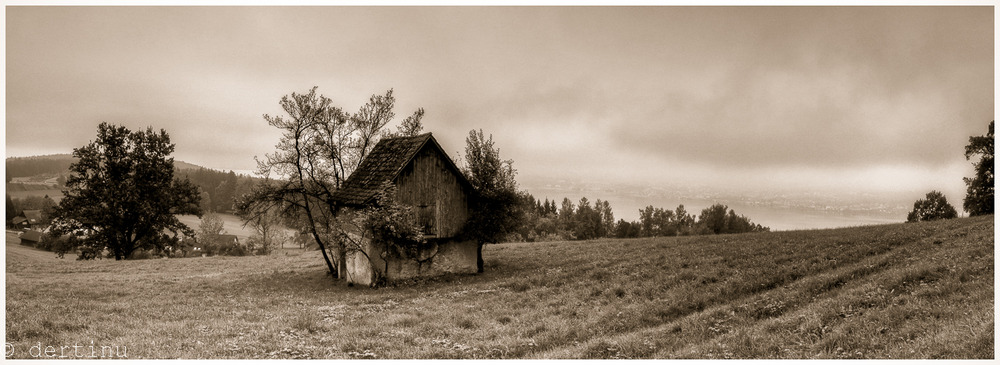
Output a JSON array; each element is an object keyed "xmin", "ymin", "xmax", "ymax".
[
  {"xmin": 345, "ymin": 238, "xmax": 478, "ymax": 286},
  {"xmin": 345, "ymin": 248, "xmax": 377, "ymax": 287}
]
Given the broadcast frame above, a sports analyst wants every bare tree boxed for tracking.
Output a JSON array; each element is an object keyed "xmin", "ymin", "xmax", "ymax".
[
  {"xmin": 237, "ymin": 87, "xmax": 423, "ymax": 279},
  {"xmin": 240, "ymin": 206, "xmax": 283, "ymax": 255}
]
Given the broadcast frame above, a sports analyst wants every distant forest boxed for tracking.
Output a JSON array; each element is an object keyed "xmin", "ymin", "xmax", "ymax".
[
  {"xmin": 6, "ymin": 155, "xmax": 75, "ymax": 180},
  {"xmin": 513, "ymin": 192, "xmax": 769, "ymax": 242},
  {"xmin": 177, "ymin": 168, "xmax": 259, "ymax": 214}
]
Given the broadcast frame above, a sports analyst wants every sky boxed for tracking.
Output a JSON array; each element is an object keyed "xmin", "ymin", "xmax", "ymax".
[{"xmin": 5, "ymin": 6, "xmax": 994, "ymax": 220}]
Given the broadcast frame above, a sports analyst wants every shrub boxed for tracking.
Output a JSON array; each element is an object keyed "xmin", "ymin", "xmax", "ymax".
[
  {"xmin": 197, "ymin": 236, "xmax": 249, "ymax": 257},
  {"xmin": 244, "ymin": 236, "xmax": 266, "ymax": 256},
  {"xmin": 77, "ymin": 246, "xmax": 103, "ymax": 260},
  {"xmin": 244, "ymin": 231, "xmax": 282, "ymax": 256},
  {"xmin": 216, "ymin": 239, "xmax": 248, "ymax": 256},
  {"xmin": 129, "ymin": 248, "xmax": 154, "ymax": 260},
  {"xmin": 36, "ymin": 233, "xmax": 79, "ymax": 257},
  {"xmin": 906, "ymin": 191, "xmax": 958, "ymax": 223}
]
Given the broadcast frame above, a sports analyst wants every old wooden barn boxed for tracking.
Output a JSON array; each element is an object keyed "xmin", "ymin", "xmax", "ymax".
[{"xmin": 333, "ymin": 133, "xmax": 477, "ymax": 286}]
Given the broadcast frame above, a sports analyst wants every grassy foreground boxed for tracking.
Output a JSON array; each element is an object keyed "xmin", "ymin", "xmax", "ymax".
[{"xmin": 5, "ymin": 216, "xmax": 994, "ymax": 359}]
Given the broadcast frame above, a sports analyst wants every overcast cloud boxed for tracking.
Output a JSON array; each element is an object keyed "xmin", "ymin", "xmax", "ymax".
[{"xmin": 5, "ymin": 6, "xmax": 993, "ymax": 203}]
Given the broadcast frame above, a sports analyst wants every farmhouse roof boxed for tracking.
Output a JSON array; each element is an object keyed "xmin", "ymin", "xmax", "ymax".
[
  {"xmin": 22, "ymin": 210, "xmax": 42, "ymax": 223},
  {"xmin": 332, "ymin": 133, "xmax": 471, "ymax": 206},
  {"xmin": 218, "ymin": 234, "xmax": 239, "ymax": 243},
  {"xmin": 20, "ymin": 230, "xmax": 43, "ymax": 243}
]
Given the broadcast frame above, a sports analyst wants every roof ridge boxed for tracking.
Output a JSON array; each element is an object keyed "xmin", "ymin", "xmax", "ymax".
[
  {"xmin": 362, "ymin": 133, "xmax": 432, "ymax": 179},
  {"xmin": 380, "ymin": 132, "xmax": 432, "ymax": 141},
  {"xmin": 332, "ymin": 132, "xmax": 469, "ymax": 206}
]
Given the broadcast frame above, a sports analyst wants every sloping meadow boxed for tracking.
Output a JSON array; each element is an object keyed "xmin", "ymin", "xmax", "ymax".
[{"xmin": 5, "ymin": 215, "xmax": 993, "ymax": 359}]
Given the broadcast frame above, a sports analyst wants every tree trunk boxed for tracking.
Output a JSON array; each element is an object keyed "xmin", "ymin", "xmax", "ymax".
[
  {"xmin": 113, "ymin": 237, "xmax": 125, "ymax": 260},
  {"xmin": 294, "ymin": 131, "xmax": 339, "ymax": 279},
  {"xmin": 336, "ymin": 246, "xmax": 347, "ymax": 277},
  {"xmin": 477, "ymin": 242, "xmax": 484, "ymax": 273},
  {"xmin": 311, "ymin": 232, "xmax": 338, "ymax": 278}
]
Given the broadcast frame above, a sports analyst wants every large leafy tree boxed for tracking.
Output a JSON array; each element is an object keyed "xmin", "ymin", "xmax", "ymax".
[
  {"xmin": 963, "ymin": 120, "xmax": 994, "ymax": 216},
  {"xmin": 907, "ymin": 190, "xmax": 958, "ymax": 222},
  {"xmin": 51, "ymin": 123, "xmax": 202, "ymax": 260},
  {"xmin": 236, "ymin": 87, "xmax": 424, "ymax": 279},
  {"xmin": 461, "ymin": 129, "xmax": 523, "ymax": 272}
]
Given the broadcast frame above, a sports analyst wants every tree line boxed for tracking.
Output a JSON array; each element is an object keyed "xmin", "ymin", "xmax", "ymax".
[
  {"xmin": 178, "ymin": 167, "xmax": 258, "ymax": 214},
  {"xmin": 5, "ymin": 155, "xmax": 75, "ymax": 182},
  {"xmin": 509, "ymin": 193, "xmax": 769, "ymax": 242}
]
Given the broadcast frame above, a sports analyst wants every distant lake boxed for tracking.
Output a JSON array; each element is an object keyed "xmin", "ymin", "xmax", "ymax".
[{"xmin": 524, "ymin": 187, "xmax": 905, "ymax": 232}]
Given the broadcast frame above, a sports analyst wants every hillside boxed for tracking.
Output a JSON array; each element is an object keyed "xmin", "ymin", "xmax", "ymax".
[
  {"xmin": 6, "ymin": 155, "xmax": 259, "ymax": 213},
  {"xmin": 6, "ymin": 154, "xmax": 203, "ymax": 179},
  {"xmin": 5, "ymin": 154, "xmax": 75, "ymax": 179},
  {"xmin": 5, "ymin": 216, "xmax": 993, "ymax": 359}
]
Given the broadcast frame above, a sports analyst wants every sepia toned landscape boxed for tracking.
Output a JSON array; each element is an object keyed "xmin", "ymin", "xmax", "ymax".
[{"xmin": 5, "ymin": 5, "xmax": 994, "ymax": 360}]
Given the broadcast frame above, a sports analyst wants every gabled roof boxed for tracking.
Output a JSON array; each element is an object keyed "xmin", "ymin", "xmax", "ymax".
[
  {"xmin": 333, "ymin": 133, "xmax": 471, "ymax": 206},
  {"xmin": 22, "ymin": 210, "xmax": 42, "ymax": 223},
  {"xmin": 20, "ymin": 230, "xmax": 44, "ymax": 242}
]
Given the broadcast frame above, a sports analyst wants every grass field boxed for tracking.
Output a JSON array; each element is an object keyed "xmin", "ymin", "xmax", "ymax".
[
  {"xmin": 5, "ymin": 216, "xmax": 994, "ymax": 359},
  {"xmin": 174, "ymin": 214, "xmax": 299, "ymax": 246},
  {"xmin": 175, "ymin": 214, "xmax": 257, "ymax": 243},
  {"xmin": 6, "ymin": 188, "xmax": 65, "ymax": 202}
]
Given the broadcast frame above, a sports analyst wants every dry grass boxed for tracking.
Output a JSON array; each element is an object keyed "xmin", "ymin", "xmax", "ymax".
[{"xmin": 5, "ymin": 215, "xmax": 994, "ymax": 359}]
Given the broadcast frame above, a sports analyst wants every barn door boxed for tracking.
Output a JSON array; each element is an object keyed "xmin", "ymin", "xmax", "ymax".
[{"xmin": 417, "ymin": 203, "xmax": 437, "ymax": 236}]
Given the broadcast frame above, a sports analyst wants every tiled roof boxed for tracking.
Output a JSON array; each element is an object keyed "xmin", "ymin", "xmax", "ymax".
[
  {"xmin": 333, "ymin": 133, "xmax": 470, "ymax": 206},
  {"xmin": 332, "ymin": 133, "xmax": 433, "ymax": 206}
]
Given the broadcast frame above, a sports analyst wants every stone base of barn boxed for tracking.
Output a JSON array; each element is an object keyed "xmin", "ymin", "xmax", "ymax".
[{"xmin": 344, "ymin": 238, "xmax": 478, "ymax": 286}]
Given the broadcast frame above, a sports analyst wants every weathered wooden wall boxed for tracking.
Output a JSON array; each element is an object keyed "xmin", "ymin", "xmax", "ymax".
[
  {"xmin": 393, "ymin": 145, "xmax": 470, "ymax": 238},
  {"xmin": 344, "ymin": 139, "xmax": 477, "ymax": 286}
]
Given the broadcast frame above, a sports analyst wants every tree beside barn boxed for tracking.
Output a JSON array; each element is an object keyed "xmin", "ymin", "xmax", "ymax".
[
  {"xmin": 460, "ymin": 129, "xmax": 524, "ymax": 272},
  {"xmin": 237, "ymin": 87, "xmax": 426, "ymax": 279}
]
